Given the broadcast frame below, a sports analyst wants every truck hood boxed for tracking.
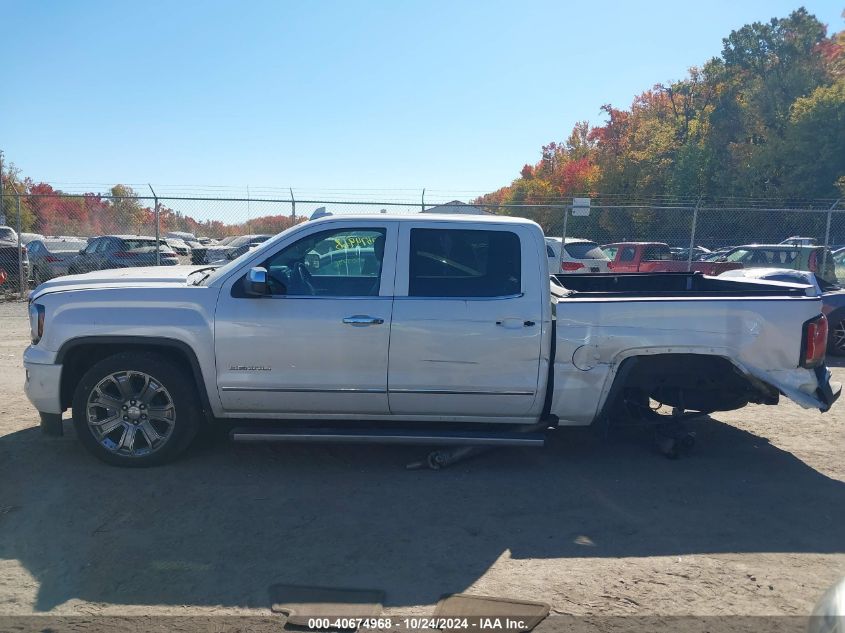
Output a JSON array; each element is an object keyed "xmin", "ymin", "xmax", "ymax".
[{"xmin": 30, "ymin": 265, "xmax": 205, "ymax": 299}]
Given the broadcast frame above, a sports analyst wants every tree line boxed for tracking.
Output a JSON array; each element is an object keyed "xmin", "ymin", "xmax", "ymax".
[
  {"xmin": 476, "ymin": 8, "xmax": 845, "ymax": 242},
  {"xmin": 0, "ymin": 177, "xmax": 299, "ymax": 239}
]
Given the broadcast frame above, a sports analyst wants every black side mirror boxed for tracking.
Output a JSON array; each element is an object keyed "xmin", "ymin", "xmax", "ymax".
[{"xmin": 244, "ymin": 267, "xmax": 269, "ymax": 296}]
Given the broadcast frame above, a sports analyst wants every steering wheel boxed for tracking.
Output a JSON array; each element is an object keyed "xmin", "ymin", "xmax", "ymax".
[{"xmin": 291, "ymin": 261, "xmax": 316, "ymax": 295}]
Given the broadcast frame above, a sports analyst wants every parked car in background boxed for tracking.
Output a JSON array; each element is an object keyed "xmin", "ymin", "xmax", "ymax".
[
  {"xmin": 671, "ymin": 246, "xmax": 711, "ymax": 261},
  {"xmin": 27, "ymin": 237, "xmax": 88, "ymax": 284},
  {"xmin": 165, "ymin": 231, "xmax": 198, "ymax": 242},
  {"xmin": 718, "ymin": 244, "xmax": 836, "ymax": 285},
  {"xmin": 603, "ymin": 242, "xmax": 742, "ymax": 275},
  {"xmin": 0, "ymin": 226, "xmax": 18, "ymax": 242},
  {"xmin": 164, "ymin": 238, "xmax": 192, "ymax": 257},
  {"xmin": 698, "ymin": 247, "xmax": 734, "ymax": 261},
  {"xmin": 203, "ymin": 234, "xmax": 273, "ymax": 263},
  {"xmin": 0, "ymin": 234, "xmax": 29, "ymax": 292},
  {"xmin": 20, "ymin": 232, "xmax": 45, "ymax": 245},
  {"xmin": 198, "ymin": 236, "xmax": 236, "ymax": 263},
  {"xmin": 67, "ymin": 236, "xmax": 178, "ymax": 274},
  {"xmin": 720, "ymin": 267, "xmax": 845, "ymax": 355},
  {"xmin": 227, "ymin": 234, "xmax": 273, "ymax": 260},
  {"xmin": 832, "ymin": 247, "xmax": 845, "ymax": 282},
  {"xmin": 780, "ymin": 236, "xmax": 817, "ymax": 246},
  {"xmin": 545, "ymin": 237, "xmax": 610, "ymax": 273}
]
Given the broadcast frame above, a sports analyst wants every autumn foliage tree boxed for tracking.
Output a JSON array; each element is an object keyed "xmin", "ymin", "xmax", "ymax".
[{"xmin": 476, "ymin": 8, "xmax": 845, "ymax": 239}]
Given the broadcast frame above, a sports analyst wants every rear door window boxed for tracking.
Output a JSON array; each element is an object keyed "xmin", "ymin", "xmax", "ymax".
[
  {"xmin": 619, "ymin": 247, "xmax": 637, "ymax": 262},
  {"xmin": 409, "ymin": 228, "xmax": 521, "ymax": 297},
  {"xmin": 642, "ymin": 245, "xmax": 672, "ymax": 260}
]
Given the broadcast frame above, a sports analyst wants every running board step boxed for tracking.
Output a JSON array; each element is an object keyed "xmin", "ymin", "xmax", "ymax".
[{"xmin": 230, "ymin": 427, "xmax": 546, "ymax": 447}]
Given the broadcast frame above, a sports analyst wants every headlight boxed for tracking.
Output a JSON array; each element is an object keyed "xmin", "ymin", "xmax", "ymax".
[{"xmin": 29, "ymin": 303, "xmax": 45, "ymax": 345}]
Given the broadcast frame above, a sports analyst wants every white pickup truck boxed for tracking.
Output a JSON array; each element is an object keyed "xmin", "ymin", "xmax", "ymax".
[{"xmin": 24, "ymin": 214, "xmax": 840, "ymax": 466}]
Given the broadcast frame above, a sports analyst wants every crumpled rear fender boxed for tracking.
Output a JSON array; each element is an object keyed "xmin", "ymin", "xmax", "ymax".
[{"xmin": 741, "ymin": 363, "xmax": 841, "ymax": 412}]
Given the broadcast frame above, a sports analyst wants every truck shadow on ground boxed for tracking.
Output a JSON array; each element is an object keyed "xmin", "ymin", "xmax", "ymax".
[{"xmin": 1, "ymin": 415, "xmax": 843, "ymax": 612}]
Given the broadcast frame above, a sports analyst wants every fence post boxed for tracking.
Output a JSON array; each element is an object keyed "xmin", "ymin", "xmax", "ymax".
[
  {"xmin": 16, "ymin": 192, "xmax": 25, "ymax": 298},
  {"xmin": 0, "ymin": 150, "xmax": 4, "ymax": 224},
  {"xmin": 421, "ymin": 188, "xmax": 425, "ymax": 213},
  {"xmin": 686, "ymin": 196, "xmax": 702, "ymax": 272},
  {"xmin": 290, "ymin": 187, "xmax": 295, "ymax": 221},
  {"xmin": 148, "ymin": 184, "xmax": 160, "ymax": 266},
  {"xmin": 559, "ymin": 203, "xmax": 570, "ymax": 274},
  {"xmin": 822, "ymin": 198, "xmax": 841, "ymax": 272}
]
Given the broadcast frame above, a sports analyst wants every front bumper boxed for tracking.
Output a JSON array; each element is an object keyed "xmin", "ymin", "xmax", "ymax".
[{"xmin": 24, "ymin": 352, "xmax": 63, "ymax": 415}]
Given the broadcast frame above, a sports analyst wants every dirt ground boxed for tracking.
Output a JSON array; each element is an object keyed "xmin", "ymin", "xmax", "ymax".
[{"xmin": 0, "ymin": 300, "xmax": 843, "ymax": 620}]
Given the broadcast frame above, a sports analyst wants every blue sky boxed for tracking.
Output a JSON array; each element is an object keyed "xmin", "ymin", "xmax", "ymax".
[{"xmin": 1, "ymin": 0, "xmax": 843, "ymax": 201}]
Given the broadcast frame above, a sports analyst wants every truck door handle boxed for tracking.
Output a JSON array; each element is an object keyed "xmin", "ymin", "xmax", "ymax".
[
  {"xmin": 496, "ymin": 318, "xmax": 536, "ymax": 329},
  {"xmin": 343, "ymin": 315, "xmax": 384, "ymax": 326}
]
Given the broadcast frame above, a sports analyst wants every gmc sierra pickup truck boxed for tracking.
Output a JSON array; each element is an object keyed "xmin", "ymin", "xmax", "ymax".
[{"xmin": 24, "ymin": 214, "xmax": 840, "ymax": 466}]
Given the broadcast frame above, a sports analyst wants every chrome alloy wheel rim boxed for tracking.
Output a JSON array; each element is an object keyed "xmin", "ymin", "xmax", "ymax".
[
  {"xmin": 835, "ymin": 320, "xmax": 845, "ymax": 352},
  {"xmin": 86, "ymin": 370, "xmax": 176, "ymax": 457}
]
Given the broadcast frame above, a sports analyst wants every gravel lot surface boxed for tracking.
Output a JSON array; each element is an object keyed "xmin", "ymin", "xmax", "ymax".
[{"xmin": 0, "ymin": 300, "xmax": 842, "ymax": 619}]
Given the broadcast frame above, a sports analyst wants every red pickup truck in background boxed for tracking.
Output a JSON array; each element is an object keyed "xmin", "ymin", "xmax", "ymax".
[{"xmin": 602, "ymin": 242, "xmax": 743, "ymax": 275}]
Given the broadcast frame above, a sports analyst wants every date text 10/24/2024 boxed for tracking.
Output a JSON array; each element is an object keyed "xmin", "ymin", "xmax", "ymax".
[{"xmin": 306, "ymin": 618, "xmax": 531, "ymax": 630}]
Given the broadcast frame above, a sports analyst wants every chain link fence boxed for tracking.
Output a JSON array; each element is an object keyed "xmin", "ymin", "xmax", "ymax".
[{"xmin": 0, "ymin": 191, "xmax": 842, "ymax": 299}]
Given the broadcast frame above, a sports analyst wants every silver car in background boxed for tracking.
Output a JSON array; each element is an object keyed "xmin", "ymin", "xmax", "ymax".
[{"xmin": 26, "ymin": 237, "xmax": 88, "ymax": 285}]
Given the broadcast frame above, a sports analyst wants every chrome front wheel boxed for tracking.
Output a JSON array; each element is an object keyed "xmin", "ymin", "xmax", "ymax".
[
  {"xmin": 86, "ymin": 370, "xmax": 176, "ymax": 457},
  {"xmin": 73, "ymin": 352, "xmax": 200, "ymax": 466}
]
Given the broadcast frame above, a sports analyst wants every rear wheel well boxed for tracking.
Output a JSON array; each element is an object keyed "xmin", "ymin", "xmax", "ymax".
[
  {"xmin": 59, "ymin": 341, "xmax": 209, "ymax": 418},
  {"xmin": 602, "ymin": 353, "xmax": 778, "ymax": 421}
]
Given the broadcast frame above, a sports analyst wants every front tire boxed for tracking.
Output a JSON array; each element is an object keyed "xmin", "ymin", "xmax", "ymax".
[{"xmin": 71, "ymin": 352, "xmax": 201, "ymax": 466}]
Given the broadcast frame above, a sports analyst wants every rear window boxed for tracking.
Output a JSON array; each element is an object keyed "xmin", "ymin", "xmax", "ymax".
[
  {"xmin": 121, "ymin": 239, "xmax": 167, "ymax": 250},
  {"xmin": 642, "ymin": 245, "xmax": 672, "ymax": 260},
  {"xmin": 45, "ymin": 240, "xmax": 86, "ymax": 252},
  {"xmin": 564, "ymin": 241, "xmax": 608, "ymax": 260},
  {"xmin": 409, "ymin": 228, "xmax": 521, "ymax": 298}
]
